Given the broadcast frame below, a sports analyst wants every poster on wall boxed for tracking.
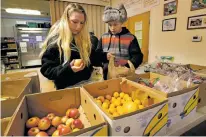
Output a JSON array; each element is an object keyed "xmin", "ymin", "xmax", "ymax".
[
  {"xmin": 164, "ymin": 0, "xmax": 178, "ymax": 16},
  {"xmin": 187, "ymin": 14, "xmax": 206, "ymax": 29},
  {"xmin": 162, "ymin": 18, "xmax": 177, "ymax": 31},
  {"xmin": 191, "ymin": 0, "xmax": 206, "ymax": 11},
  {"xmin": 121, "ymin": 0, "xmax": 160, "ymax": 17}
]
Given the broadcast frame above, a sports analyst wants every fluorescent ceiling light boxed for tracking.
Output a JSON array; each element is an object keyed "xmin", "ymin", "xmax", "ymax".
[{"xmin": 5, "ymin": 8, "xmax": 41, "ymax": 15}]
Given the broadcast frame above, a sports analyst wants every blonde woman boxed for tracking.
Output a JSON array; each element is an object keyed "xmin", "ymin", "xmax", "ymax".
[{"xmin": 40, "ymin": 3, "xmax": 100, "ymax": 89}]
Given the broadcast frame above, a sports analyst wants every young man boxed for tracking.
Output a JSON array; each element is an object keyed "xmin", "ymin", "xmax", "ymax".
[{"xmin": 97, "ymin": 4, "xmax": 143, "ymax": 80}]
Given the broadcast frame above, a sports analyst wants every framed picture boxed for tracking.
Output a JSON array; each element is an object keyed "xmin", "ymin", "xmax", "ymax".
[
  {"xmin": 162, "ymin": 18, "xmax": 177, "ymax": 31},
  {"xmin": 187, "ymin": 14, "xmax": 206, "ymax": 29},
  {"xmin": 191, "ymin": 0, "xmax": 206, "ymax": 11},
  {"xmin": 164, "ymin": 0, "xmax": 178, "ymax": 16}
]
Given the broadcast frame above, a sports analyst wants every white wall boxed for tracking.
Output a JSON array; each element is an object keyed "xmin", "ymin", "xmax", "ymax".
[
  {"xmin": 111, "ymin": 0, "xmax": 206, "ymax": 66},
  {"xmin": 149, "ymin": 0, "xmax": 206, "ymax": 66}
]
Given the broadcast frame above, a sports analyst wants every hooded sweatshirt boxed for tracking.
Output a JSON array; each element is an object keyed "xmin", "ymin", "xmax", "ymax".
[{"xmin": 97, "ymin": 27, "xmax": 143, "ymax": 68}]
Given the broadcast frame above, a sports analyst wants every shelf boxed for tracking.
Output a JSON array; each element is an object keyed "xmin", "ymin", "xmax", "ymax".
[
  {"xmin": 1, "ymin": 55, "xmax": 18, "ymax": 58},
  {"xmin": 1, "ymin": 41, "xmax": 15, "ymax": 44},
  {"xmin": 1, "ymin": 48, "xmax": 17, "ymax": 51},
  {"xmin": 5, "ymin": 62, "xmax": 19, "ymax": 65}
]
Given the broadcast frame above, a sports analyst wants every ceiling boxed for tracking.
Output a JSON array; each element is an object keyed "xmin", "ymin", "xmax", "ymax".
[{"xmin": 1, "ymin": 0, "xmax": 50, "ymax": 17}]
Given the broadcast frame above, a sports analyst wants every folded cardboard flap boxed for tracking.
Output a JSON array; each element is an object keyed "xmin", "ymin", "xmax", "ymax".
[
  {"xmin": 1, "ymin": 79, "xmax": 31, "ymax": 98},
  {"xmin": 1, "ymin": 98, "xmax": 20, "ymax": 119},
  {"xmin": 1, "ymin": 70, "xmax": 40, "ymax": 93},
  {"xmin": 1, "ymin": 117, "xmax": 11, "ymax": 136},
  {"xmin": 26, "ymin": 88, "xmax": 81, "ymax": 117},
  {"xmin": 188, "ymin": 64, "xmax": 206, "ymax": 71},
  {"xmin": 4, "ymin": 97, "xmax": 28, "ymax": 136},
  {"xmin": 80, "ymin": 88, "xmax": 105, "ymax": 126},
  {"xmin": 4, "ymin": 88, "xmax": 106, "ymax": 136}
]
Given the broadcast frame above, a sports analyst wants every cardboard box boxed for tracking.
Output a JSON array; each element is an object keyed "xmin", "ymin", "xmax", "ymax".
[
  {"xmin": 83, "ymin": 78, "xmax": 168, "ymax": 136},
  {"xmin": 188, "ymin": 64, "xmax": 206, "ymax": 109},
  {"xmin": 4, "ymin": 88, "xmax": 108, "ymax": 136},
  {"xmin": 1, "ymin": 71, "xmax": 40, "ymax": 93},
  {"xmin": 128, "ymin": 73, "xmax": 199, "ymax": 132},
  {"xmin": 1, "ymin": 78, "xmax": 32, "ymax": 135}
]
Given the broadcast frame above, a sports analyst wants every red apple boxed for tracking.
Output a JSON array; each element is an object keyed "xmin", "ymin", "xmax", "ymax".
[
  {"xmin": 72, "ymin": 128, "xmax": 80, "ymax": 132},
  {"xmin": 26, "ymin": 117, "xmax": 40, "ymax": 128},
  {"xmin": 38, "ymin": 117, "xmax": 51, "ymax": 131},
  {"xmin": 58, "ymin": 125, "xmax": 71, "ymax": 135},
  {"xmin": 35, "ymin": 131, "xmax": 48, "ymax": 137},
  {"xmin": 66, "ymin": 108, "xmax": 71, "ymax": 117},
  {"xmin": 28, "ymin": 127, "xmax": 40, "ymax": 136},
  {"xmin": 71, "ymin": 119, "xmax": 84, "ymax": 129},
  {"xmin": 69, "ymin": 108, "xmax": 80, "ymax": 119},
  {"xmin": 65, "ymin": 118, "xmax": 74, "ymax": 127},
  {"xmin": 57, "ymin": 124, "xmax": 65, "ymax": 130},
  {"xmin": 61, "ymin": 116, "xmax": 68, "ymax": 124},
  {"xmin": 52, "ymin": 130, "xmax": 60, "ymax": 137},
  {"xmin": 52, "ymin": 116, "xmax": 62, "ymax": 127},
  {"xmin": 46, "ymin": 126, "xmax": 56, "ymax": 136},
  {"xmin": 47, "ymin": 113, "xmax": 55, "ymax": 121}
]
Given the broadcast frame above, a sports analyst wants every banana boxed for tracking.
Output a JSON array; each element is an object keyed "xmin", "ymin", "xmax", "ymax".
[{"xmin": 143, "ymin": 104, "xmax": 168, "ymax": 136}]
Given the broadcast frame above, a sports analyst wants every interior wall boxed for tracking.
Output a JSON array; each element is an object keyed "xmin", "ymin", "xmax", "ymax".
[
  {"xmin": 50, "ymin": 0, "xmax": 108, "ymax": 38},
  {"xmin": 112, "ymin": 0, "xmax": 206, "ymax": 66},
  {"xmin": 149, "ymin": 0, "xmax": 206, "ymax": 66}
]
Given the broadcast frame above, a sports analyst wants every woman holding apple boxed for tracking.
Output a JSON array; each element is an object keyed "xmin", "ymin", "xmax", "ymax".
[{"xmin": 40, "ymin": 3, "xmax": 102, "ymax": 89}]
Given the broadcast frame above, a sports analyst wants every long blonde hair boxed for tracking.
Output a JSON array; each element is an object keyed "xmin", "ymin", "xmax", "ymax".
[{"xmin": 40, "ymin": 3, "xmax": 91, "ymax": 66}]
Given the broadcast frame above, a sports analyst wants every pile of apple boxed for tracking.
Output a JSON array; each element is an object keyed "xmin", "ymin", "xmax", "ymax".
[
  {"xmin": 95, "ymin": 91, "xmax": 154, "ymax": 117},
  {"xmin": 26, "ymin": 108, "xmax": 84, "ymax": 136}
]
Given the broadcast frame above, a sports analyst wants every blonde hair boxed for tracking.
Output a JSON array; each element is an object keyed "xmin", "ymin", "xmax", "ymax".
[{"xmin": 40, "ymin": 3, "xmax": 91, "ymax": 66}]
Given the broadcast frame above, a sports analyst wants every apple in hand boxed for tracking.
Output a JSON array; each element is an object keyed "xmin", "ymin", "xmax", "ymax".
[
  {"xmin": 26, "ymin": 117, "xmax": 40, "ymax": 128},
  {"xmin": 47, "ymin": 113, "xmax": 55, "ymax": 121},
  {"xmin": 46, "ymin": 126, "xmax": 56, "ymax": 136},
  {"xmin": 52, "ymin": 116, "xmax": 62, "ymax": 127},
  {"xmin": 61, "ymin": 116, "xmax": 68, "ymax": 124},
  {"xmin": 69, "ymin": 108, "xmax": 80, "ymax": 119},
  {"xmin": 74, "ymin": 59, "xmax": 83, "ymax": 67},
  {"xmin": 35, "ymin": 131, "xmax": 48, "ymax": 137},
  {"xmin": 38, "ymin": 117, "xmax": 51, "ymax": 130},
  {"xmin": 71, "ymin": 119, "xmax": 84, "ymax": 129},
  {"xmin": 28, "ymin": 127, "xmax": 40, "ymax": 136}
]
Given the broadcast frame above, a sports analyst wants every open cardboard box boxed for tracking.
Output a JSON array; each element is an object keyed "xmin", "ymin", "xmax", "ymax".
[
  {"xmin": 4, "ymin": 88, "xmax": 108, "ymax": 136},
  {"xmin": 1, "ymin": 78, "xmax": 32, "ymax": 136},
  {"xmin": 188, "ymin": 64, "xmax": 206, "ymax": 109},
  {"xmin": 1, "ymin": 70, "xmax": 40, "ymax": 93},
  {"xmin": 83, "ymin": 78, "xmax": 168, "ymax": 136},
  {"xmin": 127, "ymin": 72, "xmax": 200, "ymax": 132}
]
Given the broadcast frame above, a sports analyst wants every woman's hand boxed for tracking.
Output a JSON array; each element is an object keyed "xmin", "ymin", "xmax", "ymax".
[
  {"xmin": 70, "ymin": 60, "xmax": 85, "ymax": 73},
  {"xmin": 107, "ymin": 52, "xmax": 114, "ymax": 60}
]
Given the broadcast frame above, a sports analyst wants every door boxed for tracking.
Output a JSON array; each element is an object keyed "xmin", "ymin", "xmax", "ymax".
[{"xmin": 124, "ymin": 11, "xmax": 150, "ymax": 63}]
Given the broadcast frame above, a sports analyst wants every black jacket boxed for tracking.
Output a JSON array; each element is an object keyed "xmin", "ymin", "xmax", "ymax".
[
  {"xmin": 40, "ymin": 37, "xmax": 99, "ymax": 89},
  {"xmin": 96, "ymin": 27, "xmax": 143, "ymax": 68}
]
